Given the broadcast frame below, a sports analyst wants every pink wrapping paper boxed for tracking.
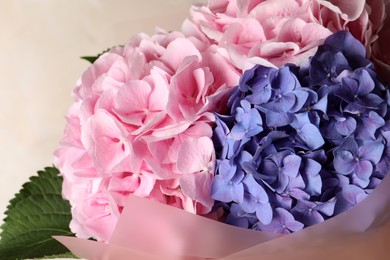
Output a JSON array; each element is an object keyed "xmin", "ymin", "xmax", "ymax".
[{"xmin": 55, "ymin": 172, "xmax": 390, "ymax": 259}]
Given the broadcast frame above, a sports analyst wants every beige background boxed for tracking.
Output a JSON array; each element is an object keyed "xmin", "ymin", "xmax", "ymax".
[{"xmin": 0, "ymin": 0, "xmax": 201, "ymax": 228}]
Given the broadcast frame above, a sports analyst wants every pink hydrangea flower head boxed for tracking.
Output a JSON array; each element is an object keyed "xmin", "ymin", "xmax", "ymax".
[
  {"xmin": 182, "ymin": 0, "xmax": 387, "ymax": 70},
  {"xmin": 54, "ymin": 28, "xmax": 240, "ymax": 242}
]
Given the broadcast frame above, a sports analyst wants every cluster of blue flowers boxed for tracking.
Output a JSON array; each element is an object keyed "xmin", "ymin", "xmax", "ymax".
[{"xmin": 211, "ymin": 31, "xmax": 390, "ymax": 233}]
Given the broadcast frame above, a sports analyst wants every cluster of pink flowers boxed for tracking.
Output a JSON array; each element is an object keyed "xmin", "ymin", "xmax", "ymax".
[
  {"xmin": 183, "ymin": 0, "xmax": 386, "ymax": 70},
  {"xmin": 54, "ymin": 0, "xmax": 388, "ymax": 242},
  {"xmin": 54, "ymin": 30, "xmax": 240, "ymax": 241}
]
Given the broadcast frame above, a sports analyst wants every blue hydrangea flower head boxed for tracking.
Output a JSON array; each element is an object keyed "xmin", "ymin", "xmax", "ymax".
[{"xmin": 210, "ymin": 30, "xmax": 390, "ymax": 234}]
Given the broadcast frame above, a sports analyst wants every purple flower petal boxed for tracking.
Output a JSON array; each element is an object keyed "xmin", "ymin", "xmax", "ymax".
[
  {"xmin": 311, "ymin": 94, "xmax": 328, "ymax": 114},
  {"xmin": 335, "ymin": 116, "xmax": 356, "ymax": 136},
  {"xmin": 262, "ymin": 110, "xmax": 294, "ymax": 127},
  {"xmin": 356, "ymin": 111, "xmax": 385, "ymax": 140},
  {"xmin": 242, "ymin": 174, "xmax": 269, "ymax": 204},
  {"xmin": 211, "ymin": 177, "xmax": 244, "ymax": 203},
  {"xmin": 334, "ymin": 150, "xmax": 355, "ymax": 174},
  {"xmin": 258, "ymin": 208, "xmax": 303, "ymax": 234},
  {"xmin": 354, "ymin": 160, "xmax": 373, "ymax": 181},
  {"xmin": 298, "ymin": 122, "xmax": 325, "ymax": 149},
  {"xmin": 341, "ymin": 185, "xmax": 368, "ymax": 205},
  {"xmin": 282, "ymin": 154, "xmax": 302, "ymax": 178},
  {"xmin": 256, "ymin": 201, "xmax": 273, "ymax": 225},
  {"xmin": 290, "ymin": 90, "xmax": 309, "ymax": 112},
  {"xmin": 301, "ymin": 158, "xmax": 322, "ymax": 196},
  {"xmin": 358, "ymin": 141, "xmax": 384, "ymax": 164}
]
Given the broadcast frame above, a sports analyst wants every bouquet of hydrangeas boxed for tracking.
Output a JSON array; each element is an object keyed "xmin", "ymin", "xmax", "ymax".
[{"xmin": 1, "ymin": 0, "xmax": 390, "ymax": 259}]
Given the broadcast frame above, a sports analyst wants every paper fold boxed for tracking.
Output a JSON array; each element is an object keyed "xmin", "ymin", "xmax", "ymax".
[{"xmin": 55, "ymin": 173, "xmax": 390, "ymax": 259}]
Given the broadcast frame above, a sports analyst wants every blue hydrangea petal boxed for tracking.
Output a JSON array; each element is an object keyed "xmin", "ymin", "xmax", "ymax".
[
  {"xmin": 245, "ymin": 89, "xmax": 271, "ymax": 105},
  {"xmin": 311, "ymin": 94, "xmax": 328, "ymax": 114},
  {"xmin": 262, "ymin": 110, "xmax": 295, "ymax": 127},
  {"xmin": 255, "ymin": 201, "xmax": 273, "ymax": 225},
  {"xmin": 240, "ymin": 192, "xmax": 259, "ymax": 215},
  {"xmin": 376, "ymin": 132, "xmax": 390, "ymax": 176},
  {"xmin": 337, "ymin": 136, "xmax": 359, "ymax": 154},
  {"xmin": 290, "ymin": 90, "xmax": 309, "ymax": 112},
  {"xmin": 316, "ymin": 198, "xmax": 337, "ymax": 217},
  {"xmin": 358, "ymin": 93, "xmax": 386, "ymax": 109},
  {"xmin": 354, "ymin": 160, "xmax": 373, "ymax": 181},
  {"xmin": 351, "ymin": 174, "xmax": 370, "ymax": 188},
  {"xmin": 321, "ymin": 121, "xmax": 344, "ymax": 143},
  {"xmin": 211, "ymin": 177, "xmax": 244, "ymax": 203},
  {"xmin": 356, "ymin": 111, "xmax": 385, "ymax": 140},
  {"xmin": 226, "ymin": 204, "xmax": 258, "ymax": 228},
  {"xmin": 230, "ymin": 124, "xmax": 247, "ymax": 140},
  {"xmin": 337, "ymin": 76, "xmax": 359, "ymax": 103},
  {"xmin": 262, "ymin": 93, "xmax": 296, "ymax": 112},
  {"xmin": 289, "ymin": 187, "xmax": 310, "ymax": 201},
  {"xmin": 352, "ymin": 68, "xmax": 375, "ymax": 95},
  {"xmin": 282, "ymin": 154, "xmax": 302, "ymax": 178},
  {"xmin": 358, "ymin": 141, "xmax": 384, "ymax": 164},
  {"xmin": 211, "ymin": 160, "xmax": 245, "ymax": 203},
  {"xmin": 276, "ymin": 67, "xmax": 299, "ymax": 93},
  {"xmin": 258, "ymin": 208, "xmax": 303, "ymax": 234},
  {"xmin": 298, "ymin": 122, "xmax": 325, "ymax": 149},
  {"xmin": 334, "ymin": 116, "xmax": 356, "ymax": 136},
  {"xmin": 275, "ymin": 194, "xmax": 293, "ymax": 210},
  {"xmin": 213, "ymin": 115, "xmax": 234, "ymax": 159},
  {"xmin": 228, "ymin": 87, "xmax": 245, "ymax": 112},
  {"xmin": 333, "ymin": 150, "xmax": 355, "ymax": 174},
  {"xmin": 322, "ymin": 31, "xmax": 368, "ymax": 67},
  {"xmin": 291, "ymin": 113, "xmax": 324, "ymax": 149},
  {"xmin": 301, "ymin": 158, "xmax": 322, "ymax": 196},
  {"xmin": 340, "ymin": 185, "xmax": 368, "ymax": 205},
  {"xmin": 309, "ymin": 51, "xmax": 350, "ymax": 85},
  {"xmin": 291, "ymin": 201, "xmax": 324, "ymax": 226},
  {"xmin": 242, "ymin": 174, "xmax": 269, "ymax": 204},
  {"xmin": 239, "ymin": 66, "xmax": 256, "ymax": 92},
  {"xmin": 219, "ymin": 159, "xmax": 237, "ymax": 180}
]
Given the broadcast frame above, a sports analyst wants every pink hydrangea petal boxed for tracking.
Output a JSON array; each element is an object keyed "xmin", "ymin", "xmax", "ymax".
[
  {"xmin": 168, "ymin": 57, "xmax": 213, "ymax": 121},
  {"xmin": 148, "ymin": 138, "xmax": 174, "ymax": 163},
  {"xmin": 149, "ymin": 121, "xmax": 193, "ymax": 141},
  {"xmin": 81, "ymin": 110, "xmax": 130, "ymax": 175},
  {"xmin": 110, "ymin": 154, "xmax": 143, "ymax": 178},
  {"xmin": 277, "ymin": 18, "xmax": 307, "ymax": 43},
  {"xmin": 131, "ymin": 112, "xmax": 166, "ymax": 136},
  {"xmin": 109, "ymin": 174, "xmax": 140, "ymax": 194},
  {"xmin": 301, "ymin": 23, "xmax": 333, "ymax": 46},
  {"xmin": 179, "ymin": 172, "xmax": 214, "ymax": 210},
  {"xmin": 78, "ymin": 53, "xmax": 124, "ymax": 98},
  {"xmin": 161, "ymin": 122, "xmax": 213, "ymax": 164},
  {"xmin": 161, "ymin": 37, "xmax": 201, "ymax": 71},
  {"xmin": 184, "ymin": 121, "xmax": 213, "ymax": 138},
  {"xmin": 176, "ymin": 136, "xmax": 214, "ymax": 174},
  {"xmin": 146, "ymin": 73, "xmax": 169, "ymax": 112},
  {"xmin": 72, "ymin": 193, "xmax": 119, "ymax": 242},
  {"xmin": 134, "ymin": 171, "xmax": 156, "ymax": 197},
  {"xmin": 201, "ymin": 45, "xmax": 240, "ymax": 89},
  {"xmin": 237, "ymin": 0, "xmax": 264, "ymax": 16},
  {"xmin": 181, "ymin": 19, "xmax": 211, "ymax": 50},
  {"xmin": 199, "ymin": 92, "xmax": 224, "ymax": 118},
  {"xmin": 318, "ymin": 0, "xmax": 366, "ymax": 21},
  {"xmin": 114, "ymin": 80, "xmax": 151, "ymax": 126},
  {"xmin": 222, "ymin": 18, "xmax": 265, "ymax": 48},
  {"xmin": 145, "ymin": 155, "xmax": 178, "ymax": 179},
  {"xmin": 250, "ymin": 0, "xmax": 300, "ymax": 23},
  {"xmin": 257, "ymin": 41, "xmax": 300, "ymax": 58}
]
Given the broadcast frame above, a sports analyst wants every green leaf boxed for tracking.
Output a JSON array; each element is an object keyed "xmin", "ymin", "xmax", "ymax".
[
  {"xmin": 0, "ymin": 167, "xmax": 75, "ymax": 260},
  {"xmin": 36, "ymin": 252, "xmax": 77, "ymax": 259},
  {"xmin": 80, "ymin": 47, "xmax": 111, "ymax": 64}
]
